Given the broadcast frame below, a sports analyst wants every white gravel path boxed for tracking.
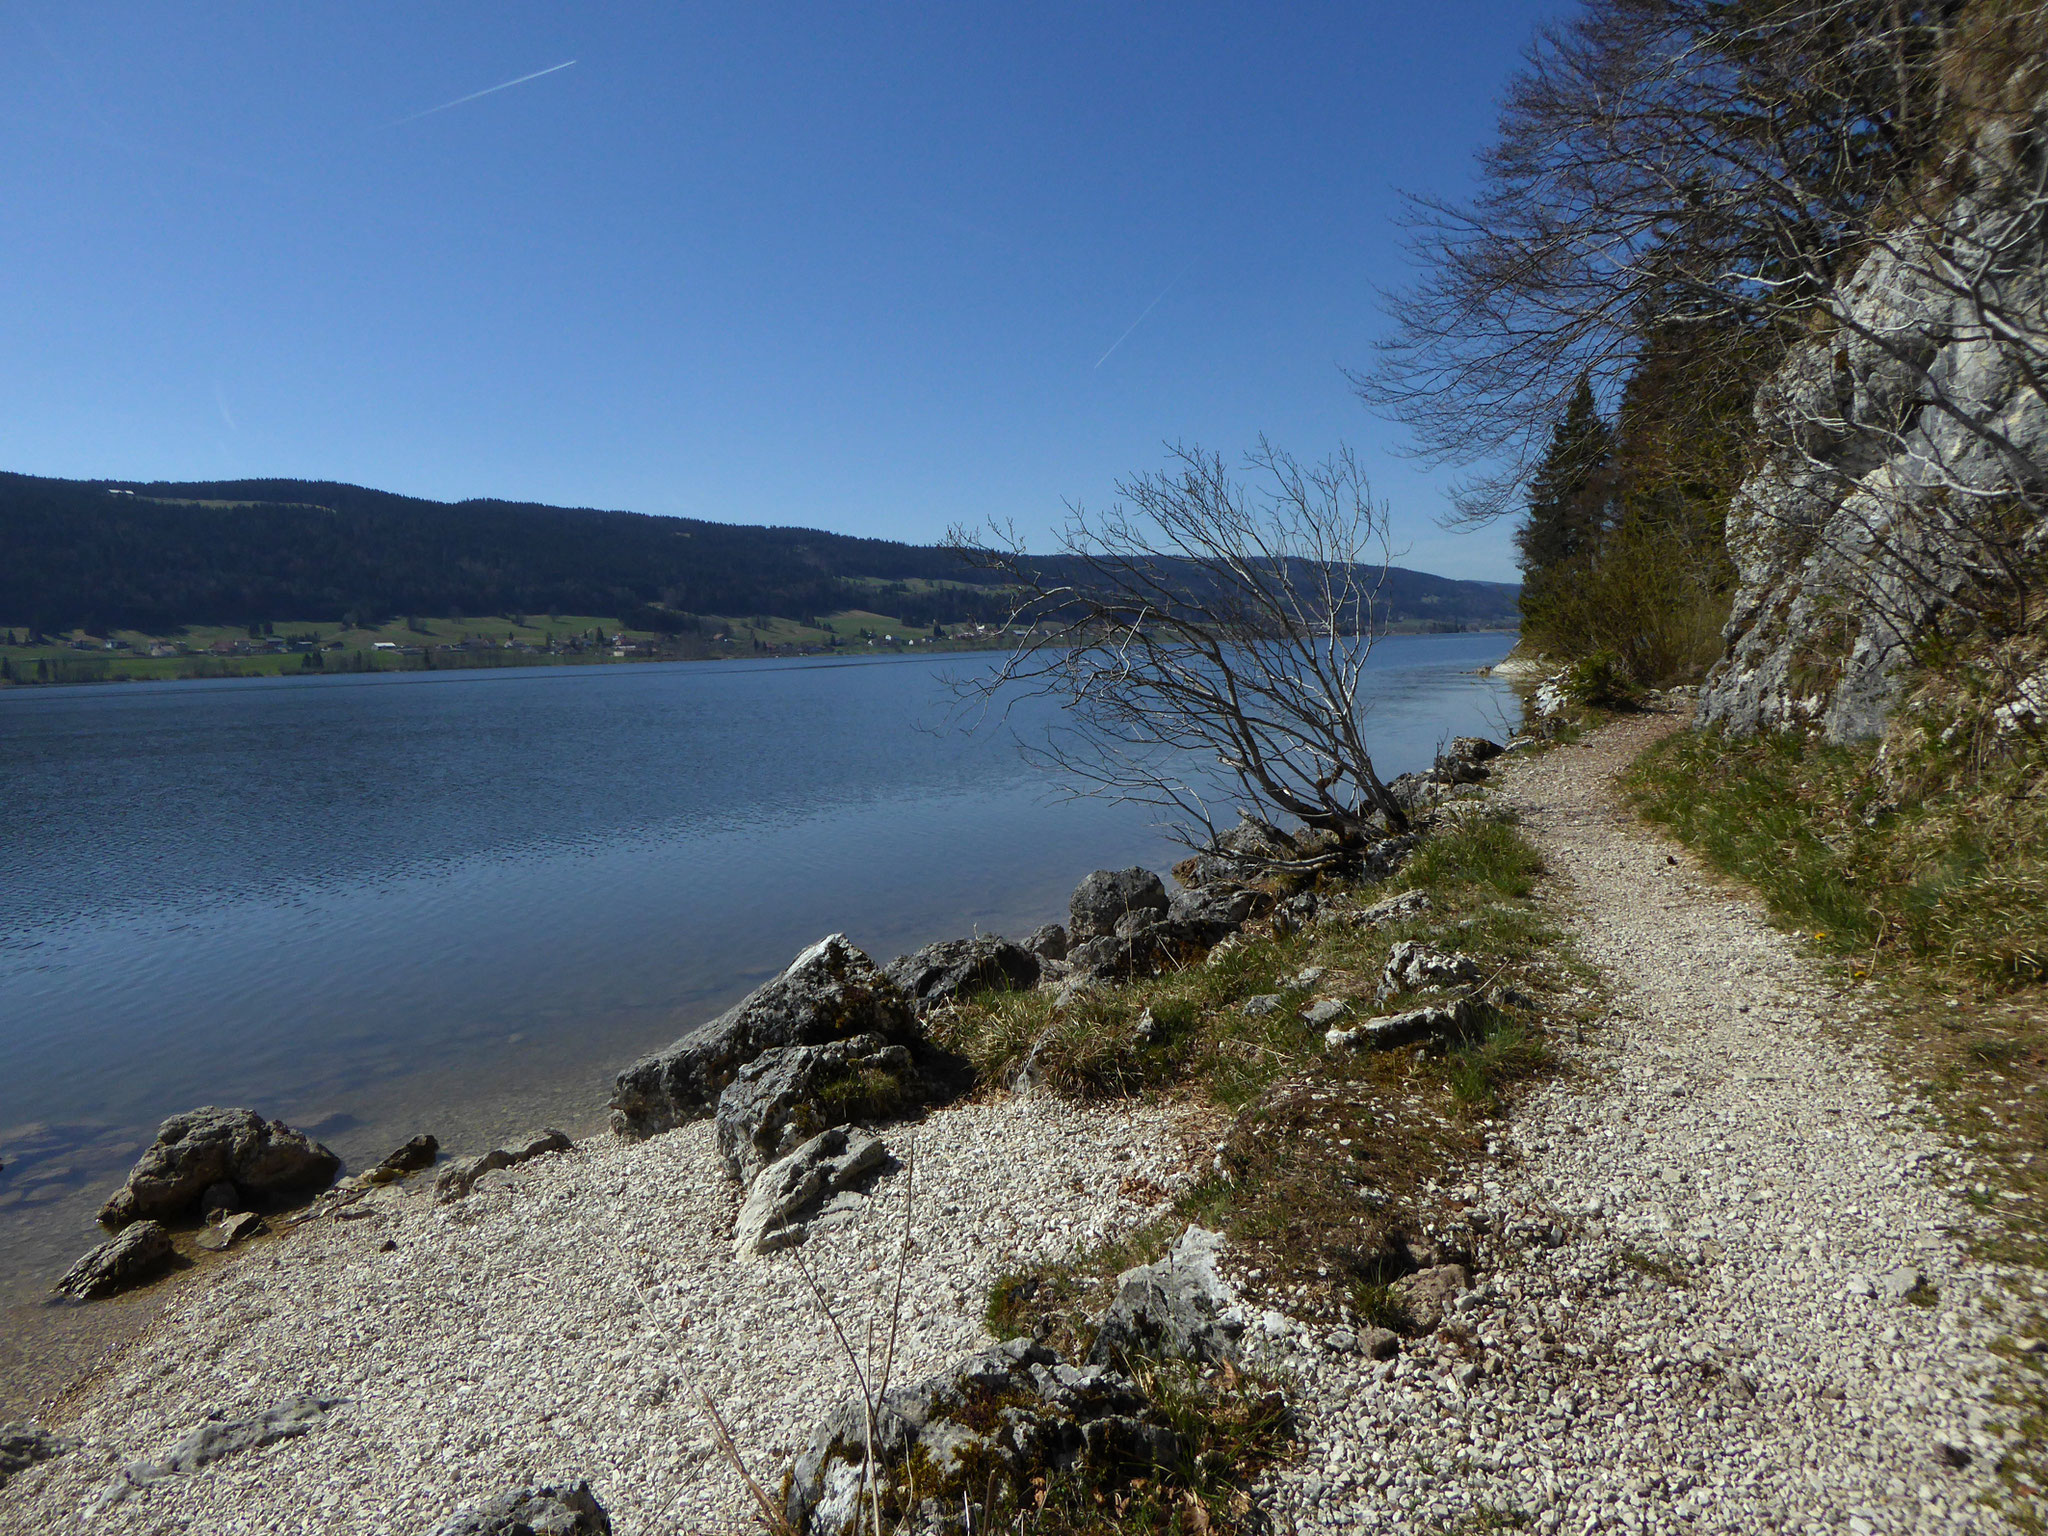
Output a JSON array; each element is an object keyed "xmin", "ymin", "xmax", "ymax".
[
  {"xmin": 1251, "ymin": 714, "xmax": 2030, "ymax": 1534},
  {"xmin": 0, "ymin": 1096, "xmax": 1206, "ymax": 1535}
]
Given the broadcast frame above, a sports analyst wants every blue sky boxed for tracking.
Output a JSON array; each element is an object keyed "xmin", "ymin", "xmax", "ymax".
[{"xmin": 1, "ymin": 4, "xmax": 1566, "ymax": 582}]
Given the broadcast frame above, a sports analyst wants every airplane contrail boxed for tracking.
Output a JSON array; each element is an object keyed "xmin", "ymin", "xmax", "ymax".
[
  {"xmin": 1093, "ymin": 260, "xmax": 1195, "ymax": 370},
  {"xmin": 387, "ymin": 60, "xmax": 577, "ymax": 128}
]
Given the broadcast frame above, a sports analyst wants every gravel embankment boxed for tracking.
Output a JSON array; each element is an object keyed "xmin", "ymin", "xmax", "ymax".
[
  {"xmin": 0, "ymin": 1096, "xmax": 1206, "ymax": 1535},
  {"xmin": 1249, "ymin": 714, "xmax": 2027, "ymax": 1533}
]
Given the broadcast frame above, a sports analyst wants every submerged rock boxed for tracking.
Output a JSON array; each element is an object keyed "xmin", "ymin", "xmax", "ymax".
[
  {"xmin": 715, "ymin": 1035, "xmax": 918, "ymax": 1185},
  {"xmin": 424, "ymin": 1477, "xmax": 613, "ymax": 1536},
  {"xmin": 610, "ymin": 935, "xmax": 918, "ymax": 1139},
  {"xmin": 785, "ymin": 1337, "xmax": 1176, "ymax": 1536},
  {"xmin": 53, "ymin": 1220, "xmax": 173, "ymax": 1301},
  {"xmin": 97, "ymin": 1107, "xmax": 339, "ymax": 1228}
]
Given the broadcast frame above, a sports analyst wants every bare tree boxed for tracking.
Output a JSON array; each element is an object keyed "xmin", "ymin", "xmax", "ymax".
[{"xmin": 948, "ymin": 440, "xmax": 1412, "ymax": 849}]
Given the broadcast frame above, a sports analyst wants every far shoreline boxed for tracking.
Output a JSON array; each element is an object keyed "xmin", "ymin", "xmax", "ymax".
[{"xmin": 0, "ymin": 623, "xmax": 1521, "ymax": 693}]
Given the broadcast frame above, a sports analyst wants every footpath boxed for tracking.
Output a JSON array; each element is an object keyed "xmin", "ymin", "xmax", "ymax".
[{"xmin": 1264, "ymin": 714, "xmax": 2022, "ymax": 1533}]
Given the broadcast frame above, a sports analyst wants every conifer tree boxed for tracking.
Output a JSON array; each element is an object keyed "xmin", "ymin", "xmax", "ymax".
[{"xmin": 1515, "ymin": 375, "xmax": 1614, "ymax": 633}]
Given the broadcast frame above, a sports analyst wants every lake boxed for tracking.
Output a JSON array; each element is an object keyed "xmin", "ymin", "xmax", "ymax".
[{"xmin": 0, "ymin": 632, "xmax": 1518, "ymax": 1402}]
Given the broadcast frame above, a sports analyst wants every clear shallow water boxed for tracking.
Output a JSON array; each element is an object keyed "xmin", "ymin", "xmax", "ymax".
[{"xmin": 0, "ymin": 633, "xmax": 1517, "ymax": 1313}]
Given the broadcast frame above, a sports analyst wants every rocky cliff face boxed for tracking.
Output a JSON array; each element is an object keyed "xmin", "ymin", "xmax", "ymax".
[{"xmin": 1700, "ymin": 95, "xmax": 2047, "ymax": 741}]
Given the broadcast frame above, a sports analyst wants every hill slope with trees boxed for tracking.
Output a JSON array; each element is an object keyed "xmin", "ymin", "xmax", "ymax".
[{"xmin": 0, "ymin": 471, "xmax": 1520, "ymax": 636}]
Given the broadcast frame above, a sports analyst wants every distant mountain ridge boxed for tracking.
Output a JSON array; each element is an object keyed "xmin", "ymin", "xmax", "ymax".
[{"xmin": 0, "ymin": 471, "xmax": 1519, "ymax": 634}]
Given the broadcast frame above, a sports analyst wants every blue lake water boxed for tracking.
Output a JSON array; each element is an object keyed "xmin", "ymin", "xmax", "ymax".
[{"xmin": 0, "ymin": 633, "xmax": 1517, "ymax": 1329}]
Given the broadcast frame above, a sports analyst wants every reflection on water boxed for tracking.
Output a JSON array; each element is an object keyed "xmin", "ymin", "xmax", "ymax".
[{"xmin": 0, "ymin": 636, "xmax": 1518, "ymax": 1326}]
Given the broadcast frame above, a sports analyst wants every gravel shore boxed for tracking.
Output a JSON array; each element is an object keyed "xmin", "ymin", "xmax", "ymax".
[
  {"xmin": 1249, "ymin": 714, "xmax": 2027, "ymax": 1533},
  {"xmin": 0, "ymin": 1096, "xmax": 1207, "ymax": 1534}
]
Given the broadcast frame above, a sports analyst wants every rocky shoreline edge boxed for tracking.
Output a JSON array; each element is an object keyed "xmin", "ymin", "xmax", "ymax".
[{"xmin": 0, "ymin": 734, "xmax": 1544, "ymax": 1535}]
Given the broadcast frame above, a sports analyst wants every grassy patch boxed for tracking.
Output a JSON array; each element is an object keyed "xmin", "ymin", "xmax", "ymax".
[{"xmin": 955, "ymin": 805, "xmax": 1593, "ymax": 1349}]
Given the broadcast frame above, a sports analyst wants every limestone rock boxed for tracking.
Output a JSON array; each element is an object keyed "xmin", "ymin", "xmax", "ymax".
[
  {"xmin": 785, "ymin": 1337, "xmax": 1176, "ymax": 1536},
  {"xmin": 1023, "ymin": 923, "xmax": 1068, "ymax": 963},
  {"xmin": 610, "ymin": 935, "xmax": 917, "ymax": 1138},
  {"xmin": 1065, "ymin": 914, "xmax": 1220, "ymax": 983},
  {"xmin": 97, "ymin": 1107, "xmax": 339, "ymax": 1228},
  {"xmin": 433, "ymin": 1129, "xmax": 572, "ymax": 1204},
  {"xmin": 364, "ymin": 1134, "xmax": 438, "ymax": 1183},
  {"xmin": 1346, "ymin": 890, "xmax": 1431, "ymax": 928},
  {"xmin": 1360, "ymin": 1326, "xmax": 1400, "ymax": 1360},
  {"xmin": 732, "ymin": 1126, "xmax": 887, "ymax": 1259},
  {"xmin": 1088, "ymin": 1225, "xmax": 1245, "ymax": 1367},
  {"xmin": 1324, "ymin": 998, "xmax": 1475, "ymax": 1053},
  {"xmin": 1173, "ymin": 817, "xmax": 1299, "ymax": 888},
  {"xmin": 53, "ymin": 1220, "xmax": 173, "ymax": 1300},
  {"xmin": 1435, "ymin": 737, "xmax": 1503, "ymax": 784},
  {"xmin": 0, "ymin": 1423, "xmax": 70, "ymax": 1489},
  {"xmin": 1301, "ymin": 998, "xmax": 1351, "ymax": 1029},
  {"xmin": 1381, "ymin": 940, "xmax": 1481, "ymax": 997},
  {"xmin": 1068, "ymin": 868, "xmax": 1169, "ymax": 943},
  {"xmin": 1166, "ymin": 882, "xmax": 1268, "ymax": 939},
  {"xmin": 194, "ymin": 1210, "xmax": 265, "ymax": 1252},
  {"xmin": 1267, "ymin": 890, "xmax": 1322, "ymax": 937},
  {"xmin": 883, "ymin": 936, "xmax": 1039, "ymax": 1011},
  {"xmin": 1699, "ymin": 154, "xmax": 2048, "ymax": 741},
  {"xmin": 424, "ymin": 1478, "xmax": 613, "ymax": 1536},
  {"xmin": 155, "ymin": 1394, "xmax": 337, "ymax": 1476},
  {"xmin": 1391, "ymin": 1264, "xmax": 1471, "ymax": 1331},
  {"xmin": 714, "ymin": 1035, "xmax": 918, "ymax": 1185}
]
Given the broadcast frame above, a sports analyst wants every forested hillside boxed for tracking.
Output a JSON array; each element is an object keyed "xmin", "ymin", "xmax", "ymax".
[{"xmin": 0, "ymin": 472, "xmax": 1519, "ymax": 635}]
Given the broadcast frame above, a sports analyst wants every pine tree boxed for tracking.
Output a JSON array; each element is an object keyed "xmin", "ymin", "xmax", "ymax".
[{"xmin": 1517, "ymin": 376, "xmax": 1614, "ymax": 581}]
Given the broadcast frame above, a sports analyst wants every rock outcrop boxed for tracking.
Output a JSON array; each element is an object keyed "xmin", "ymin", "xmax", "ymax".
[
  {"xmin": 1088, "ymin": 1225, "xmax": 1245, "ymax": 1367},
  {"xmin": 714, "ymin": 1035, "xmax": 917, "ymax": 1185},
  {"xmin": 610, "ymin": 934, "xmax": 918, "ymax": 1138},
  {"xmin": 883, "ymin": 936, "xmax": 1039, "ymax": 1011},
  {"xmin": 53, "ymin": 1220, "xmax": 173, "ymax": 1300},
  {"xmin": 1700, "ymin": 99, "xmax": 2048, "ymax": 741},
  {"xmin": 784, "ymin": 1337, "xmax": 1177, "ymax": 1536},
  {"xmin": 1380, "ymin": 940, "xmax": 1482, "ymax": 997},
  {"xmin": 1068, "ymin": 868, "xmax": 1169, "ymax": 942},
  {"xmin": 1324, "ymin": 998, "xmax": 1476, "ymax": 1053},
  {"xmin": 96, "ymin": 1107, "xmax": 339, "ymax": 1228},
  {"xmin": 93, "ymin": 1396, "xmax": 341, "ymax": 1511},
  {"xmin": 424, "ymin": 1478, "xmax": 613, "ymax": 1536},
  {"xmin": 732, "ymin": 1126, "xmax": 888, "ymax": 1259}
]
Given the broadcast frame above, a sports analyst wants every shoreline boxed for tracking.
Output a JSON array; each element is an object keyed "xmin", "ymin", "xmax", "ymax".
[{"xmin": 0, "ymin": 625, "xmax": 1521, "ymax": 692}]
